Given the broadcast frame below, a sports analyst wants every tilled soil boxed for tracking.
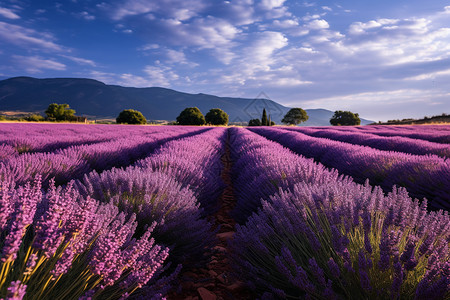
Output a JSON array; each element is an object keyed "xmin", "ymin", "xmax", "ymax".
[{"xmin": 167, "ymin": 138, "xmax": 255, "ymax": 300}]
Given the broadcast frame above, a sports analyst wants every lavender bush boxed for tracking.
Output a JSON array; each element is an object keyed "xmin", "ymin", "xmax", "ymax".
[
  {"xmin": 286, "ymin": 126, "xmax": 450, "ymax": 158},
  {"xmin": 0, "ymin": 177, "xmax": 172, "ymax": 299},
  {"xmin": 75, "ymin": 167, "xmax": 215, "ymax": 267},
  {"xmin": 75, "ymin": 128, "xmax": 226, "ymax": 267},
  {"xmin": 325, "ymin": 125, "xmax": 450, "ymax": 144},
  {"xmin": 135, "ymin": 127, "xmax": 226, "ymax": 214},
  {"xmin": 250, "ymin": 127, "xmax": 450, "ymax": 211},
  {"xmin": 0, "ymin": 125, "xmax": 207, "ymax": 188},
  {"xmin": 231, "ymin": 182, "xmax": 450, "ymax": 299},
  {"xmin": 229, "ymin": 128, "xmax": 450, "ymax": 299},
  {"xmin": 229, "ymin": 127, "xmax": 342, "ymax": 223}
]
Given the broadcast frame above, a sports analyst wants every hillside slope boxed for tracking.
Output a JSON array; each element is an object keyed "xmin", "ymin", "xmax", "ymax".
[{"xmin": 0, "ymin": 77, "xmax": 373, "ymax": 125}]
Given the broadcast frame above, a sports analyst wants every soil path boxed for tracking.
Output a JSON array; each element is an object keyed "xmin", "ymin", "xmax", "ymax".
[{"xmin": 167, "ymin": 132, "xmax": 254, "ymax": 300}]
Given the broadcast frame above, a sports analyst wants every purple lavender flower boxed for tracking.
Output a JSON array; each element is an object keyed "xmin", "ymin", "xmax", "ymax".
[
  {"xmin": 4, "ymin": 280, "xmax": 27, "ymax": 300},
  {"xmin": 33, "ymin": 180, "xmax": 76, "ymax": 258},
  {"xmin": 359, "ymin": 270, "xmax": 371, "ymax": 291},
  {"xmin": 364, "ymin": 232, "xmax": 372, "ymax": 254},
  {"xmin": 309, "ymin": 258, "xmax": 326, "ymax": 287},
  {"xmin": 400, "ymin": 238, "xmax": 418, "ymax": 271},
  {"xmin": 391, "ymin": 260, "xmax": 403, "ymax": 298},
  {"xmin": 327, "ymin": 257, "xmax": 340, "ymax": 278},
  {"xmin": 1, "ymin": 180, "xmax": 40, "ymax": 262}
]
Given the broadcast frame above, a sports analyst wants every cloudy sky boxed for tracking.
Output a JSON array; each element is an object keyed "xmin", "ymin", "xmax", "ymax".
[{"xmin": 1, "ymin": 0, "xmax": 449, "ymax": 121}]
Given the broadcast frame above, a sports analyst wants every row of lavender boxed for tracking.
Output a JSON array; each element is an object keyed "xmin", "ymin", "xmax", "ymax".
[
  {"xmin": 320, "ymin": 124, "xmax": 450, "ymax": 144},
  {"xmin": 286, "ymin": 126, "xmax": 450, "ymax": 158},
  {"xmin": 250, "ymin": 127, "xmax": 450, "ymax": 211},
  {"xmin": 229, "ymin": 127, "xmax": 449, "ymax": 299},
  {"xmin": 0, "ymin": 124, "xmax": 227, "ymax": 299},
  {"xmin": 0, "ymin": 125, "xmax": 209, "ymax": 188}
]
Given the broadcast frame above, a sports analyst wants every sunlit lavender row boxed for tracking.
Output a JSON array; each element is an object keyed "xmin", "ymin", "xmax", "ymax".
[
  {"xmin": 0, "ymin": 125, "xmax": 206, "ymax": 187},
  {"xmin": 0, "ymin": 123, "xmax": 226, "ymax": 299},
  {"xmin": 229, "ymin": 127, "xmax": 449, "ymax": 299},
  {"xmin": 286, "ymin": 126, "xmax": 450, "ymax": 158},
  {"xmin": 0, "ymin": 123, "xmax": 449, "ymax": 299},
  {"xmin": 250, "ymin": 127, "xmax": 450, "ymax": 211},
  {"xmin": 324, "ymin": 125, "xmax": 450, "ymax": 144}
]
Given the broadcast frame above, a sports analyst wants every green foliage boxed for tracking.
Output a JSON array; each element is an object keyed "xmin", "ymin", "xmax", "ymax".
[
  {"xmin": 270, "ymin": 121, "xmax": 276, "ymax": 126},
  {"xmin": 248, "ymin": 119, "xmax": 262, "ymax": 126},
  {"xmin": 205, "ymin": 108, "xmax": 229, "ymax": 125},
  {"xmin": 25, "ymin": 114, "xmax": 45, "ymax": 122},
  {"xmin": 45, "ymin": 103, "xmax": 76, "ymax": 121},
  {"xmin": 116, "ymin": 109, "xmax": 147, "ymax": 125},
  {"xmin": 282, "ymin": 108, "xmax": 309, "ymax": 125},
  {"xmin": 176, "ymin": 107, "xmax": 206, "ymax": 125},
  {"xmin": 0, "ymin": 115, "xmax": 5, "ymax": 121},
  {"xmin": 261, "ymin": 108, "xmax": 269, "ymax": 126},
  {"xmin": 330, "ymin": 110, "xmax": 361, "ymax": 126}
]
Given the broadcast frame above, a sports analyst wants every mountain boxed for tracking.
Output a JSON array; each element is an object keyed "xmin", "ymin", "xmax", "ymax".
[{"xmin": 0, "ymin": 77, "xmax": 373, "ymax": 125}]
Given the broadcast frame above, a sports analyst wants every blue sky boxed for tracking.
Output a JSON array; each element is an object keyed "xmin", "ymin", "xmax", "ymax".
[{"xmin": 0, "ymin": 0, "xmax": 449, "ymax": 121}]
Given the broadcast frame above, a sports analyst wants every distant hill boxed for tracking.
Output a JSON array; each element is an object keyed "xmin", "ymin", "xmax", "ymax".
[
  {"xmin": 372, "ymin": 114, "xmax": 450, "ymax": 125},
  {"xmin": 0, "ymin": 77, "xmax": 373, "ymax": 125}
]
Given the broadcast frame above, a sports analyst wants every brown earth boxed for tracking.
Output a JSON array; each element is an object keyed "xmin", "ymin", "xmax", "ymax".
[{"xmin": 167, "ymin": 136, "xmax": 255, "ymax": 300}]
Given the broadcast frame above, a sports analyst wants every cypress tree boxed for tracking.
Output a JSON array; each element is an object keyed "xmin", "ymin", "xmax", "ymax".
[{"xmin": 261, "ymin": 108, "xmax": 268, "ymax": 126}]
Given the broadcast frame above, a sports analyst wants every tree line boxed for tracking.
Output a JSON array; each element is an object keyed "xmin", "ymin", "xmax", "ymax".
[{"xmin": 3, "ymin": 102, "xmax": 361, "ymax": 126}]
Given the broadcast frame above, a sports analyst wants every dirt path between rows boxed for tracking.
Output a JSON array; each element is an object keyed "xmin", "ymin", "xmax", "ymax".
[{"xmin": 167, "ymin": 134, "xmax": 254, "ymax": 300}]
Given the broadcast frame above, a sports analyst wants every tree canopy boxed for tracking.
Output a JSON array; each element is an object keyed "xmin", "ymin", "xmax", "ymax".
[
  {"xmin": 282, "ymin": 108, "xmax": 309, "ymax": 125},
  {"xmin": 176, "ymin": 107, "xmax": 206, "ymax": 125},
  {"xmin": 330, "ymin": 110, "xmax": 361, "ymax": 126},
  {"xmin": 116, "ymin": 109, "xmax": 147, "ymax": 124},
  {"xmin": 261, "ymin": 108, "xmax": 269, "ymax": 126},
  {"xmin": 205, "ymin": 108, "xmax": 229, "ymax": 125},
  {"xmin": 45, "ymin": 103, "xmax": 76, "ymax": 121},
  {"xmin": 248, "ymin": 118, "xmax": 262, "ymax": 126}
]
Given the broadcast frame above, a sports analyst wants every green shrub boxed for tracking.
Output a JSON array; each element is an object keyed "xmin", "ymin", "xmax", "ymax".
[{"xmin": 116, "ymin": 109, "xmax": 147, "ymax": 125}]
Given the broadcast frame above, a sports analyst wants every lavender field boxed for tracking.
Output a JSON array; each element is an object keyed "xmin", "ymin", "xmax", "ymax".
[{"xmin": 0, "ymin": 123, "xmax": 449, "ymax": 300}]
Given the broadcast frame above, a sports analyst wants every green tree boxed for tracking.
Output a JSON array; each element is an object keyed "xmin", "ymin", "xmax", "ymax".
[
  {"xmin": 45, "ymin": 103, "xmax": 76, "ymax": 121},
  {"xmin": 282, "ymin": 108, "xmax": 309, "ymax": 125},
  {"xmin": 176, "ymin": 107, "xmax": 206, "ymax": 125},
  {"xmin": 330, "ymin": 110, "xmax": 361, "ymax": 126},
  {"xmin": 248, "ymin": 119, "xmax": 261, "ymax": 126},
  {"xmin": 116, "ymin": 109, "xmax": 147, "ymax": 124},
  {"xmin": 205, "ymin": 108, "xmax": 229, "ymax": 125},
  {"xmin": 25, "ymin": 114, "xmax": 45, "ymax": 122},
  {"xmin": 261, "ymin": 108, "xmax": 268, "ymax": 126}
]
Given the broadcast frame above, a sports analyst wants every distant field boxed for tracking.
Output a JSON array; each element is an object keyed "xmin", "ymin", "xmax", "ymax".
[{"xmin": 0, "ymin": 123, "xmax": 449, "ymax": 299}]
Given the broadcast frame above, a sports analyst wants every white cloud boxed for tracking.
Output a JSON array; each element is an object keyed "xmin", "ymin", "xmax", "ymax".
[
  {"xmin": 143, "ymin": 65, "xmax": 179, "ymax": 86},
  {"xmin": 89, "ymin": 68, "xmax": 180, "ymax": 87},
  {"xmin": 60, "ymin": 55, "xmax": 97, "ymax": 67},
  {"xmin": 108, "ymin": 0, "xmax": 158, "ymax": 20},
  {"xmin": 272, "ymin": 19, "xmax": 299, "ymax": 29},
  {"xmin": 302, "ymin": 2, "xmax": 316, "ymax": 8},
  {"xmin": 259, "ymin": 0, "xmax": 286, "ymax": 10},
  {"xmin": 12, "ymin": 55, "xmax": 66, "ymax": 73},
  {"xmin": 107, "ymin": 0, "xmax": 206, "ymax": 21},
  {"xmin": 0, "ymin": 7, "xmax": 20, "ymax": 19},
  {"xmin": 75, "ymin": 11, "xmax": 96, "ymax": 21},
  {"xmin": 307, "ymin": 19, "xmax": 329, "ymax": 30},
  {"xmin": 165, "ymin": 49, "xmax": 198, "ymax": 67},
  {"xmin": 349, "ymin": 20, "xmax": 383, "ymax": 34},
  {"xmin": 272, "ymin": 77, "xmax": 312, "ymax": 86},
  {"xmin": 138, "ymin": 43, "xmax": 160, "ymax": 51},
  {"xmin": 0, "ymin": 21, "xmax": 63, "ymax": 51}
]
